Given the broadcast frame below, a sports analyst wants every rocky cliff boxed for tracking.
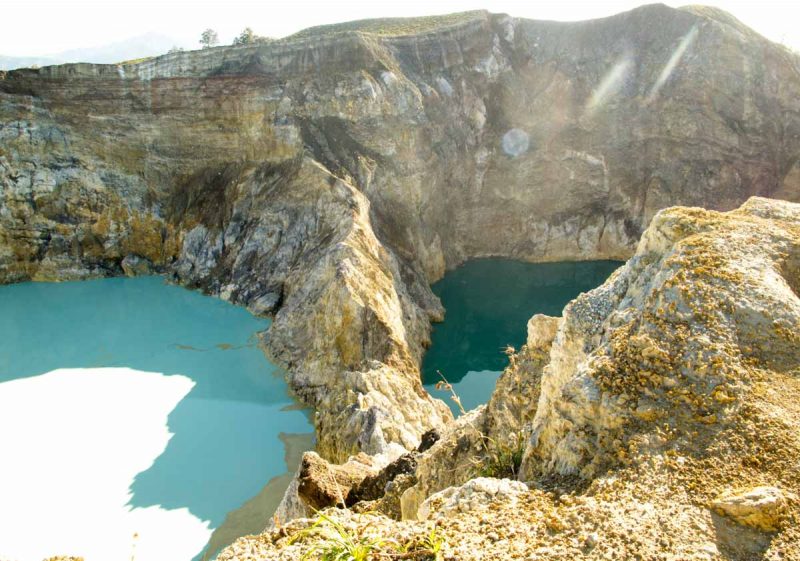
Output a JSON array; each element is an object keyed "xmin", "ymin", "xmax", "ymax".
[
  {"xmin": 2, "ymin": 4, "xmax": 800, "ymax": 460},
  {"xmin": 220, "ymin": 197, "xmax": 800, "ymax": 560}
]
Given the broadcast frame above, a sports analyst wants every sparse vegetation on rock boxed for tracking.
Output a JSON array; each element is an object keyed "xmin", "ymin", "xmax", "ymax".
[
  {"xmin": 232, "ymin": 27, "xmax": 271, "ymax": 45},
  {"xmin": 199, "ymin": 28, "xmax": 218, "ymax": 48}
]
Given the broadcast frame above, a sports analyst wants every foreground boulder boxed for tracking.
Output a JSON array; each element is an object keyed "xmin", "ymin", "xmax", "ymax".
[
  {"xmin": 712, "ymin": 486, "xmax": 796, "ymax": 532},
  {"xmin": 296, "ymin": 452, "xmax": 379, "ymax": 510}
]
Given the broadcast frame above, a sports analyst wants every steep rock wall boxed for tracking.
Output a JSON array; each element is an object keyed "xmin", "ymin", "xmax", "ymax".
[{"xmin": 2, "ymin": 5, "xmax": 800, "ymax": 458}]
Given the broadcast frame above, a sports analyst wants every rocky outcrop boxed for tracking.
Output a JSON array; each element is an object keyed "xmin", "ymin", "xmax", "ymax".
[
  {"xmin": 483, "ymin": 313, "xmax": 561, "ymax": 445},
  {"xmin": 220, "ymin": 197, "xmax": 800, "ymax": 560},
  {"xmin": 523, "ymin": 197, "xmax": 800, "ymax": 479},
  {"xmin": 296, "ymin": 451, "xmax": 379, "ymax": 510},
  {"xmin": 347, "ymin": 452, "xmax": 418, "ymax": 506},
  {"xmin": 3, "ymin": 5, "xmax": 800, "ymax": 463},
  {"xmin": 417, "ymin": 477, "xmax": 528, "ymax": 521},
  {"xmin": 399, "ymin": 408, "xmax": 488, "ymax": 520}
]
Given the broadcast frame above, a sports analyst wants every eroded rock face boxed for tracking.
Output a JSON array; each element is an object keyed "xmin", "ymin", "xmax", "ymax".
[
  {"xmin": 222, "ymin": 197, "xmax": 800, "ymax": 561},
  {"xmin": 523, "ymin": 197, "xmax": 800, "ymax": 479},
  {"xmin": 483, "ymin": 314, "xmax": 562, "ymax": 447},
  {"xmin": 2, "ymin": 5, "xmax": 800, "ymax": 463},
  {"xmin": 399, "ymin": 408, "xmax": 488, "ymax": 520}
]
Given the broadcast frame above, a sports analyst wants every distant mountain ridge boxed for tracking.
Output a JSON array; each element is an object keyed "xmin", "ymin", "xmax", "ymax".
[{"xmin": 0, "ymin": 32, "xmax": 189, "ymax": 70}]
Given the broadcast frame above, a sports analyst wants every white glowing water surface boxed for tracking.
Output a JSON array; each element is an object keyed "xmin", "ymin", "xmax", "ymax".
[
  {"xmin": 0, "ymin": 277, "xmax": 313, "ymax": 561},
  {"xmin": 0, "ymin": 367, "xmax": 210, "ymax": 561}
]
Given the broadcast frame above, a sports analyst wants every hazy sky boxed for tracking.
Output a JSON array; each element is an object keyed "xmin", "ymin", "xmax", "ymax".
[{"xmin": 3, "ymin": 0, "xmax": 799, "ymax": 56}]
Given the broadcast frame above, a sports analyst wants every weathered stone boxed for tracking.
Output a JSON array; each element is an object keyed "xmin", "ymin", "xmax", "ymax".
[
  {"xmin": 271, "ymin": 472, "xmax": 310, "ymax": 528},
  {"xmin": 418, "ymin": 477, "xmax": 528, "ymax": 520},
  {"xmin": 483, "ymin": 331, "xmax": 556, "ymax": 449},
  {"xmin": 296, "ymin": 451, "xmax": 378, "ymax": 510},
  {"xmin": 416, "ymin": 428, "xmax": 441, "ymax": 453},
  {"xmin": 248, "ymin": 291, "xmax": 281, "ymax": 316},
  {"xmin": 526, "ymin": 315, "xmax": 562, "ymax": 350},
  {"xmin": 346, "ymin": 453, "xmax": 418, "ymax": 506},
  {"xmin": 400, "ymin": 408, "xmax": 488, "ymax": 520},
  {"xmin": 522, "ymin": 197, "xmax": 800, "ymax": 479},
  {"xmin": 120, "ymin": 254, "xmax": 153, "ymax": 277},
  {"xmin": 712, "ymin": 486, "xmax": 793, "ymax": 532}
]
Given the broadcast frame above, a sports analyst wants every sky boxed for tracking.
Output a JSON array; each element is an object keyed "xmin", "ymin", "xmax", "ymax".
[{"xmin": 2, "ymin": 0, "xmax": 799, "ymax": 56}]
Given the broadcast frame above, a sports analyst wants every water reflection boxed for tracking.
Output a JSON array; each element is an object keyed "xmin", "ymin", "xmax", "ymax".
[
  {"xmin": 0, "ymin": 277, "xmax": 313, "ymax": 561},
  {"xmin": 423, "ymin": 259, "xmax": 622, "ymax": 415}
]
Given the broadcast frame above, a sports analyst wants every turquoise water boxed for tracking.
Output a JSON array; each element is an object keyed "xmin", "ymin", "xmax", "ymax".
[
  {"xmin": 423, "ymin": 259, "xmax": 622, "ymax": 415},
  {"xmin": 0, "ymin": 277, "xmax": 312, "ymax": 561}
]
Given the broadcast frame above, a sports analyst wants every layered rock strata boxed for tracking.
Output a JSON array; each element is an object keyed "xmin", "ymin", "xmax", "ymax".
[{"xmin": 2, "ymin": 4, "xmax": 800, "ymax": 460}]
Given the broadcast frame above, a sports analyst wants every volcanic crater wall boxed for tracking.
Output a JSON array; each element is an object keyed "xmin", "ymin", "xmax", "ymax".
[{"xmin": 1, "ymin": 4, "xmax": 799, "ymax": 459}]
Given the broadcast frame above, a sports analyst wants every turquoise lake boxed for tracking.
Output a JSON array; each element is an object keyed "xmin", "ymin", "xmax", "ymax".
[
  {"xmin": 423, "ymin": 259, "xmax": 622, "ymax": 415},
  {"xmin": 0, "ymin": 277, "xmax": 312, "ymax": 561}
]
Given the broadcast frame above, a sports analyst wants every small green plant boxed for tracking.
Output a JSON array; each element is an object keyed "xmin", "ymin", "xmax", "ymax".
[
  {"xmin": 289, "ymin": 512, "xmax": 447, "ymax": 561},
  {"xmin": 291, "ymin": 512, "xmax": 387, "ymax": 561},
  {"xmin": 435, "ymin": 370, "xmax": 527, "ymax": 480},
  {"xmin": 390, "ymin": 526, "xmax": 445, "ymax": 560},
  {"xmin": 477, "ymin": 430, "xmax": 526, "ymax": 479},
  {"xmin": 419, "ymin": 527, "xmax": 445, "ymax": 560}
]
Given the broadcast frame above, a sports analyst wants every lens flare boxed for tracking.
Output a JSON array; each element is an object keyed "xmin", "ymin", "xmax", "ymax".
[
  {"xmin": 586, "ymin": 55, "xmax": 634, "ymax": 115},
  {"xmin": 647, "ymin": 26, "xmax": 699, "ymax": 103},
  {"xmin": 502, "ymin": 128, "xmax": 530, "ymax": 157}
]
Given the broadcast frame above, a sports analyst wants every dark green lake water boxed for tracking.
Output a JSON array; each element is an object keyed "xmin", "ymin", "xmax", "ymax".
[
  {"xmin": 0, "ymin": 277, "xmax": 312, "ymax": 561},
  {"xmin": 422, "ymin": 259, "xmax": 622, "ymax": 415}
]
